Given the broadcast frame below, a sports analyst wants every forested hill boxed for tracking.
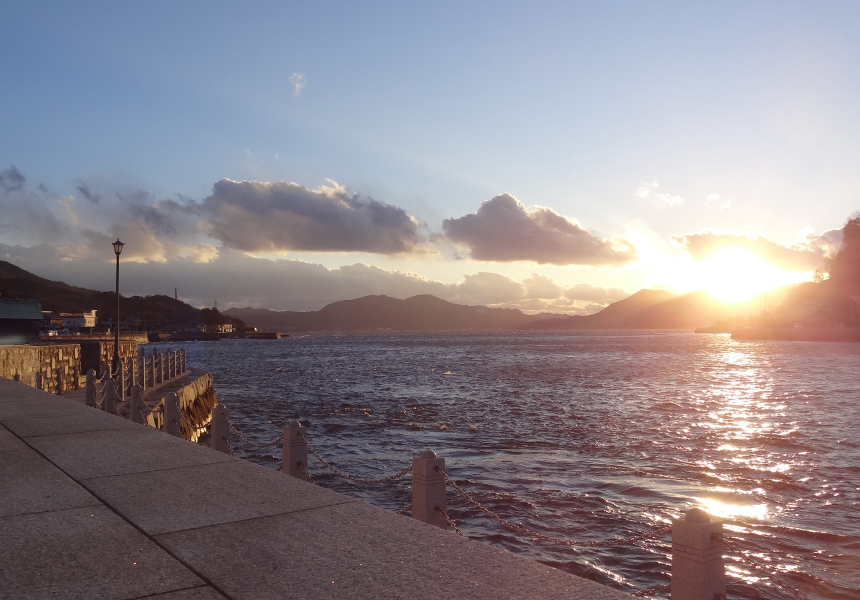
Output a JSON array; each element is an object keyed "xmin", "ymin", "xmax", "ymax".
[{"xmin": 0, "ymin": 260, "xmax": 243, "ymax": 330}]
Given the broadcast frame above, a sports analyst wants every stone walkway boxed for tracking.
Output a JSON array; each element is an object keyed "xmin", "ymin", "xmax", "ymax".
[{"xmin": 0, "ymin": 378, "xmax": 630, "ymax": 600}]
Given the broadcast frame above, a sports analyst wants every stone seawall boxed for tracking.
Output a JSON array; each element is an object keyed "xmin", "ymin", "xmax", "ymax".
[
  {"xmin": 0, "ymin": 344, "xmax": 81, "ymax": 393},
  {"xmin": 146, "ymin": 370, "xmax": 218, "ymax": 443}
]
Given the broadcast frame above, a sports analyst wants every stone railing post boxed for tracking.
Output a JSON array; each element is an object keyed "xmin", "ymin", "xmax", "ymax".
[
  {"xmin": 55, "ymin": 369, "xmax": 63, "ymax": 395},
  {"xmin": 138, "ymin": 354, "xmax": 146, "ymax": 392},
  {"xmin": 163, "ymin": 392, "xmax": 181, "ymax": 437},
  {"xmin": 161, "ymin": 351, "xmax": 166, "ymax": 383},
  {"xmin": 130, "ymin": 385, "xmax": 145, "ymax": 425},
  {"xmin": 282, "ymin": 420, "xmax": 309, "ymax": 480},
  {"xmin": 85, "ymin": 369, "xmax": 96, "ymax": 407},
  {"xmin": 181, "ymin": 349, "xmax": 186, "ymax": 372},
  {"xmin": 412, "ymin": 450, "xmax": 447, "ymax": 529},
  {"xmin": 170, "ymin": 351, "xmax": 176, "ymax": 379},
  {"xmin": 672, "ymin": 508, "xmax": 726, "ymax": 600},
  {"xmin": 153, "ymin": 352, "xmax": 161, "ymax": 385},
  {"xmin": 117, "ymin": 362, "xmax": 125, "ymax": 402},
  {"xmin": 104, "ymin": 379, "xmax": 119, "ymax": 415},
  {"xmin": 147, "ymin": 351, "xmax": 155, "ymax": 387},
  {"xmin": 210, "ymin": 404, "xmax": 231, "ymax": 454}
]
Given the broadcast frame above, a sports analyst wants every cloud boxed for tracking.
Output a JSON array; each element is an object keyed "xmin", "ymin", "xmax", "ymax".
[
  {"xmin": 0, "ymin": 165, "xmax": 26, "ymax": 192},
  {"xmin": 523, "ymin": 273, "xmax": 564, "ymax": 299},
  {"xmin": 200, "ymin": 179, "xmax": 422, "ymax": 254},
  {"xmin": 636, "ymin": 180, "xmax": 684, "ymax": 207},
  {"xmin": 75, "ymin": 182, "xmax": 101, "ymax": 204},
  {"xmin": 673, "ymin": 230, "xmax": 842, "ymax": 271},
  {"xmin": 563, "ymin": 283, "xmax": 630, "ymax": 303},
  {"xmin": 289, "ymin": 73, "xmax": 306, "ymax": 96},
  {"xmin": 442, "ymin": 193, "xmax": 637, "ymax": 266},
  {"xmin": 706, "ymin": 194, "xmax": 730, "ymax": 209}
]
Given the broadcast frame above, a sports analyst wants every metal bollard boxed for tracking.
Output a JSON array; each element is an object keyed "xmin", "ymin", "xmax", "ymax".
[
  {"xmin": 210, "ymin": 404, "xmax": 231, "ymax": 454},
  {"xmin": 130, "ymin": 385, "xmax": 145, "ymax": 425},
  {"xmin": 35, "ymin": 370, "xmax": 42, "ymax": 390},
  {"xmin": 163, "ymin": 392, "xmax": 181, "ymax": 436},
  {"xmin": 281, "ymin": 420, "xmax": 309, "ymax": 480},
  {"xmin": 85, "ymin": 369, "xmax": 96, "ymax": 407},
  {"xmin": 104, "ymin": 379, "xmax": 119, "ymax": 415},
  {"xmin": 412, "ymin": 450, "xmax": 447, "ymax": 529},
  {"xmin": 672, "ymin": 508, "xmax": 726, "ymax": 600}
]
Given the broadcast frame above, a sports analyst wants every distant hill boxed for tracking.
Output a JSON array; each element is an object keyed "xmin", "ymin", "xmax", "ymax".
[
  {"xmin": 0, "ymin": 260, "xmax": 243, "ymax": 330},
  {"xmin": 226, "ymin": 289, "xmax": 742, "ymax": 333},
  {"xmin": 227, "ymin": 294, "xmax": 534, "ymax": 332},
  {"xmin": 529, "ymin": 289, "xmax": 740, "ymax": 330}
]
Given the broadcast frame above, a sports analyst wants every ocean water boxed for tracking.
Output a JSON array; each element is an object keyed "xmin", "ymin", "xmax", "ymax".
[{"xmin": 165, "ymin": 332, "xmax": 860, "ymax": 599}]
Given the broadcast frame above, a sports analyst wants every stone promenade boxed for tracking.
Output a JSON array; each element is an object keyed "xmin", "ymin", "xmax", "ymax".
[{"xmin": 0, "ymin": 377, "xmax": 630, "ymax": 600}]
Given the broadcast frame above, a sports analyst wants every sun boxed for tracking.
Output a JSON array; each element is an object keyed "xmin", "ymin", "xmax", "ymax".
[{"xmin": 694, "ymin": 248, "xmax": 804, "ymax": 303}]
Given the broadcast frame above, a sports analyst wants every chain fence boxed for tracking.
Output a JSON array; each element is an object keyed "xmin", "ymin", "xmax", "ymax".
[
  {"xmin": 437, "ymin": 466, "xmax": 671, "ymax": 548},
  {"xmin": 300, "ymin": 434, "xmax": 414, "ymax": 484},
  {"xmin": 436, "ymin": 507, "xmax": 465, "ymax": 536},
  {"xmin": 228, "ymin": 421, "xmax": 284, "ymax": 448}
]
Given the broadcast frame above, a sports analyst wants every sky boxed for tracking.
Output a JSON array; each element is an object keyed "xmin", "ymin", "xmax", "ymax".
[{"xmin": 1, "ymin": 1, "xmax": 858, "ymax": 313}]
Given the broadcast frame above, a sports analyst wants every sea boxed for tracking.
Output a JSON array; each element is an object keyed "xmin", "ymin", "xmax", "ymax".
[{"xmin": 164, "ymin": 331, "xmax": 860, "ymax": 599}]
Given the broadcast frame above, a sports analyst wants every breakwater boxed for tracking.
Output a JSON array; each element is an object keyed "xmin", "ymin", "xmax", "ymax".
[{"xmin": 83, "ymin": 348, "xmax": 217, "ymax": 442}]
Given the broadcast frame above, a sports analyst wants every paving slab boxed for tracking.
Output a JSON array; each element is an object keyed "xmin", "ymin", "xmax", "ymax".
[
  {"xmin": 0, "ymin": 447, "xmax": 100, "ymax": 518},
  {"xmin": 86, "ymin": 459, "xmax": 358, "ymax": 536},
  {"xmin": 0, "ymin": 505, "xmax": 204, "ymax": 600},
  {"xmin": 0, "ymin": 423, "xmax": 27, "ymax": 452},
  {"xmin": 26, "ymin": 425, "xmax": 236, "ymax": 481},
  {"xmin": 0, "ymin": 394, "xmax": 93, "ymax": 421},
  {"xmin": 156, "ymin": 501, "xmax": 630, "ymax": 600},
  {"xmin": 0, "ymin": 377, "xmax": 57, "ymax": 403},
  {"xmin": 2, "ymin": 408, "xmax": 137, "ymax": 438},
  {"xmin": 131, "ymin": 586, "xmax": 228, "ymax": 600}
]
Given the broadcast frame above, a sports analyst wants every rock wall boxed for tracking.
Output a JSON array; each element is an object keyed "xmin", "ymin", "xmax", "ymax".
[
  {"xmin": 146, "ymin": 371, "xmax": 218, "ymax": 443},
  {"xmin": 0, "ymin": 344, "xmax": 81, "ymax": 393},
  {"xmin": 79, "ymin": 341, "xmax": 138, "ymax": 376}
]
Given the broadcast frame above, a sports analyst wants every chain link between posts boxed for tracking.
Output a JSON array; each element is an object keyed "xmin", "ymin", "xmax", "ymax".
[
  {"xmin": 297, "ymin": 462, "xmax": 316, "ymax": 484},
  {"xmin": 631, "ymin": 583, "xmax": 672, "ymax": 597},
  {"xmin": 228, "ymin": 422, "xmax": 284, "ymax": 448},
  {"xmin": 300, "ymin": 433, "xmax": 413, "ymax": 484},
  {"xmin": 436, "ymin": 507, "xmax": 465, "ymax": 536},
  {"xmin": 180, "ymin": 411, "xmax": 210, "ymax": 433},
  {"xmin": 436, "ymin": 466, "xmax": 671, "ymax": 548}
]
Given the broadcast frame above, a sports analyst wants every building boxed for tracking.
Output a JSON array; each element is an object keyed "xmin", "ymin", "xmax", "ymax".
[
  {"xmin": 60, "ymin": 310, "xmax": 98, "ymax": 330},
  {"xmin": 0, "ymin": 299, "xmax": 45, "ymax": 336},
  {"xmin": 200, "ymin": 323, "xmax": 234, "ymax": 334}
]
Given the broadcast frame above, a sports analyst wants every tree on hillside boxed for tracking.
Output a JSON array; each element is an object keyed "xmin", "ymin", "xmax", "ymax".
[{"xmin": 824, "ymin": 212, "xmax": 860, "ymax": 298}]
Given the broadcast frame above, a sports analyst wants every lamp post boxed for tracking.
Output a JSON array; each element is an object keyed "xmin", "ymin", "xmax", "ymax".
[{"xmin": 112, "ymin": 239, "xmax": 124, "ymax": 373}]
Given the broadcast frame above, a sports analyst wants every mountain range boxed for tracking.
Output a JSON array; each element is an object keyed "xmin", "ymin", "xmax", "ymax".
[
  {"xmin": 0, "ymin": 258, "xmax": 761, "ymax": 333},
  {"xmin": 225, "ymin": 289, "xmax": 747, "ymax": 333}
]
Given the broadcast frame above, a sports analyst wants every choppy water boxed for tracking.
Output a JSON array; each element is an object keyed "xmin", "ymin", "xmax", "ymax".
[{"xmin": 165, "ymin": 332, "xmax": 860, "ymax": 599}]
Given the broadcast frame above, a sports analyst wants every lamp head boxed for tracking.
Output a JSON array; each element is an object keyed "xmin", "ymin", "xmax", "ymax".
[{"xmin": 113, "ymin": 239, "xmax": 124, "ymax": 256}]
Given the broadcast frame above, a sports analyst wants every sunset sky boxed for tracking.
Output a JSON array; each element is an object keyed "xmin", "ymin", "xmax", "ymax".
[{"xmin": 1, "ymin": 2, "xmax": 858, "ymax": 313}]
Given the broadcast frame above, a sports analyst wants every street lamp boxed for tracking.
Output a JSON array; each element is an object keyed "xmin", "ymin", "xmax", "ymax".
[{"xmin": 112, "ymin": 239, "xmax": 124, "ymax": 372}]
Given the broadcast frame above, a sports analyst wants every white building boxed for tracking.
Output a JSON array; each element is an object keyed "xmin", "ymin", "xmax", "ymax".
[{"xmin": 60, "ymin": 310, "xmax": 97, "ymax": 329}]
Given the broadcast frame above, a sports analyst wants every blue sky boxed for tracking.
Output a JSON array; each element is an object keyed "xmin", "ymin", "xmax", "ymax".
[{"xmin": 1, "ymin": 2, "xmax": 858, "ymax": 311}]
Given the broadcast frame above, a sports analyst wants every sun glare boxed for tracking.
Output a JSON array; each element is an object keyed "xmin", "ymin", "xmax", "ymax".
[{"xmin": 693, "ymin": 248, "xmax": 806, "ymax": 303}]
